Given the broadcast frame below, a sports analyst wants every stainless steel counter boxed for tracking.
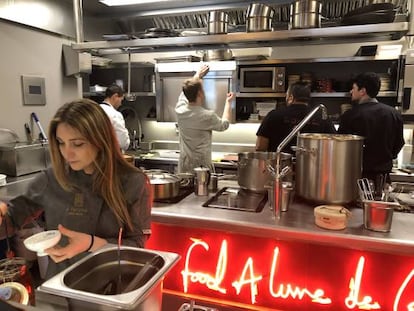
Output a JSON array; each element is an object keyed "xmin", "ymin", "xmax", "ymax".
[
  {"xmin": 152, "ymin": 180, "xmax": 414, "ymax": 256},
  {"xmin": 1, "ymin": 174, "xmax": 414, "ymax": 257}
]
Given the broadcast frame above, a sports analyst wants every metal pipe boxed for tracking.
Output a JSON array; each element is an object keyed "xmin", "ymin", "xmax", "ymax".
[
  {"xmin": 73, "ymin": 0, "xmax": 84, "ymax": 44},
  {"xmin": 73, "ymin": 0, "xmax": 84, "ymax": 98},
  {"xmin": 273, "ymin": 104, "xmax": 327, "ymax": 219}
]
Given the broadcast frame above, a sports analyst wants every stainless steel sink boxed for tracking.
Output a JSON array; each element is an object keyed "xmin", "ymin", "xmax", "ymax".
[{"xmin": 37, "ymin": 245, "xmax": 180, "ymax": 311}]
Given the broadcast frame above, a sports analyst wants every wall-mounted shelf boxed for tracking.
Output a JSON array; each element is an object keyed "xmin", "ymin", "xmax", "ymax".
[
  {"xmin": 84, "ymin": 92, "xmax": 156, "ymax": 97},
  {"xmin": 72, "ymin": 22, "xmax": 409, "ymax": 55},
  {"xmin": 237, "ymin": 91, "xmax": 397, "ymax": 98}
]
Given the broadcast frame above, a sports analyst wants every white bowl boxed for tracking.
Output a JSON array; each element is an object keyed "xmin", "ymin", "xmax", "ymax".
[{"xmin": 24, "ymin": 230, "xmax": 61, "ymax": 256}]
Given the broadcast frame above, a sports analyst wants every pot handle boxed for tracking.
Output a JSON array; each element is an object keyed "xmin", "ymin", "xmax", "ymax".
[
  {"xmin": 179, "ymin": 178, "xmax": 191, "ymax": 187},
  {"xmin": 238, "ymin": 158, "xmax": 248, "ymax": 167}
]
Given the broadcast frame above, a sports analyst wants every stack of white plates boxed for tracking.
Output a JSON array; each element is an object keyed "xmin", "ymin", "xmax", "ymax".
[
  {"xmin": 378, "ymin": 73, "xmax": 391, "ymax": 91},
  {"xmin": 288, "ymin": 74, "xmax": 301, "ymax": 86},
  {"xmin": 255, "ymin": 101, "xmax": 277, "ymax": 118}
]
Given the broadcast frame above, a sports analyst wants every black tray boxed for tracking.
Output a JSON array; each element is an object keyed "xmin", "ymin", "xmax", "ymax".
[{"xmin": 202, "ymin": 187, "xmax": 267, "ymax": 213}]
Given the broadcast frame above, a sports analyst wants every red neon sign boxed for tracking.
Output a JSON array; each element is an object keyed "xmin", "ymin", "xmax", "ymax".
[{"xmin": 147, "ymin": 222, "xmax": 414, "ymax": 310}]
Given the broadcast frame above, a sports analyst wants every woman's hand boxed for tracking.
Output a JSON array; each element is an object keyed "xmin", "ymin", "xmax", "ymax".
[{"xmin": 46, "ymin": 224, "xmax": 107, "ymax": 263}]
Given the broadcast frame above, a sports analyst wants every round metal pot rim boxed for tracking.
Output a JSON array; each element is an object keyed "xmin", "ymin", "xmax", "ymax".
[{"xmin": 297, "ymin": 133, "xmax": 365, "ymax": 141}]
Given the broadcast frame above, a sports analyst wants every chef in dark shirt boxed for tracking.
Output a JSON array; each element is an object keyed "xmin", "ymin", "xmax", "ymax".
[
  {"xmin": 338, "ymin": 72, "xmax": 404, "ymax": 183},
  {"xmin": 256, "ymin": 81, "xmax": 336, "ymax": 153}
]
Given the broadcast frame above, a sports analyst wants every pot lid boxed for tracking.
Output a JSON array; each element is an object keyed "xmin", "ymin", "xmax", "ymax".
[{"xmin": 145, "ymin": 172, "xmax": 180, "ymax": 184}]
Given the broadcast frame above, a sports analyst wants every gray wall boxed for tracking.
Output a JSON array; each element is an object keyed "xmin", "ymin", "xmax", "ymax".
[{"xmin": 0, "ymin": 19, "xmax": 79, "ymax": 140}]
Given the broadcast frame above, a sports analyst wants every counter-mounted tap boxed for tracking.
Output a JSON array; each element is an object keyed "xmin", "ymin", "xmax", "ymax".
[{"xmin": 273, "ymin": 104, "xmax": 327, "ymax": 219}]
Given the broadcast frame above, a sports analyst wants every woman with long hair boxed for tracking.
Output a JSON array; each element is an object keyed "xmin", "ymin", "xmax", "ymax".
[{"xmin": 0, "ymin": 99, "xmax": 152, "ymax": 278}]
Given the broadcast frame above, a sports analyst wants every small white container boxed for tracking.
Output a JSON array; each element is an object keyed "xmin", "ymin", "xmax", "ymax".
[
  {"xmin": 314, "ymin": 205, "xmax": 351, "ymax": 230},
  {"xmin": 24, "ymin": 230, "xmax": 61, "ymax": 256},
  {"xmin": 0, "ymin": 174, "xmax": 6, "ymax": 186}
]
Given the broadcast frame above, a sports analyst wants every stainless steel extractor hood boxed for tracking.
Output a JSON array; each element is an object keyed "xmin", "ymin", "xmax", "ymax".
[{"xmin": 71, "ymin": 0, "xmax": 411, "ymax": 55}]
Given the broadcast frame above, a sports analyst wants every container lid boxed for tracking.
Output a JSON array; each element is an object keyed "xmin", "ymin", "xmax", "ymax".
[
  {"xmin": 314, "ymin": 205, "xmax": 351, "ymax": 218},
  {"xmin": 314, "ymin": 205, "xmax": 351, "ymax": 230}
]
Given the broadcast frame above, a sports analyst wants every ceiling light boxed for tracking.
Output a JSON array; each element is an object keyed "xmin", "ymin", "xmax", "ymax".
[{"xmin": 99, "ymin": 0, "xmax": 171, "ymax": 5}]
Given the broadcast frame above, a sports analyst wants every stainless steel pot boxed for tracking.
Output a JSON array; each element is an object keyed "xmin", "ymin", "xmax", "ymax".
[
  {"xmin": 295, "ymin": 133, "xmax": 363, "ymax": 204},
  {"xmin": 144, "ymin": 171, "xmax": 181, "ymax": 199},
  {"xmin": 246, "ymin": 3, "xmax": 275, "ymax": 32},
  {"xmin": 290, "ymin": 0, "xmax": 322, "ymax": 29},
  {"xmin": 246, "ymin": 17, "xmax": 273, "ymax": 32},
  {"xmin": 208, "ymin": 11, "xmax": 229, "ymax": 34},
  {"xmin": 203, "ymin": 49, "xmax": 233, "ymax": 61},
  {"xmin": 237, "ymin": 152, "xmax": 292, "ymax": 193}
]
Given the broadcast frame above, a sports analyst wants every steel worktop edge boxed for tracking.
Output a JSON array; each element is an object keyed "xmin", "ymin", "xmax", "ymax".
[
  {"xmin": 1, "ymin": 175, "xmax": 413, "ymax": 256},
  {"xmin": 151, "ymin": 180, "xmax": 414, "ymax": 256}
]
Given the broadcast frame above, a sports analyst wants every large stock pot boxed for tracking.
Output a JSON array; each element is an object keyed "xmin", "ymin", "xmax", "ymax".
[
  {"xmin": 295, "ymin": 133, "xmax": 364, "ymax": 204},
  {"xmin": 237, "ymin": 151, "xmax": 292, "ymax": 192}
]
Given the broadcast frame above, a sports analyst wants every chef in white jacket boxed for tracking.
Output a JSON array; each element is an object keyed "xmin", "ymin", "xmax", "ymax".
[
  {"xmin": 175, "ymin": 65, "xmax": 234, "ymax": 173},
  {"xmin": 100, "ymin": 84, "xmax": 130, "ymax": 151}
]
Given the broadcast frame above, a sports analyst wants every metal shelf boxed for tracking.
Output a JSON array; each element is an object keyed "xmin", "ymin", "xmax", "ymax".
[
  {"xmin": 236, "ymin": 92, "xmax": 285, "ymax": 98},
  {"xmin": 72, "ymin": 22, "xmax": 409, "ymax": 55},
  {"xmin": 236, "ymin": 91, "xmax": 397, "ymax": 98},
  {"xmin": 84, "ymin": 92, "xmax": 156, "ymax": 97}
]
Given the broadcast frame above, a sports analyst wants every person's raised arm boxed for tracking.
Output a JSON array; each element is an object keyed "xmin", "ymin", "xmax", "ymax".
[
  {"xmin": 194, "ymin": 64, "xmax": 209, "ymax": 79},
  {"xmin": 222, "ymin": 92, "xmax": 234, "ymax": 121}
]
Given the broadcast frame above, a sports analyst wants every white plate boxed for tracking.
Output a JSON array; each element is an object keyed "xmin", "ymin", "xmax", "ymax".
[{"xmin": 24, "ymin": 230, "xmax": 61, "ymax": 256}]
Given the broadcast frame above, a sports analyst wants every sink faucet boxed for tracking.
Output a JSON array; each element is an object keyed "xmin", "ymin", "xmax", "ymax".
[
  {"xmin": 129, "ymin": 129, "xmax": 140, "ymax": 151},
  {"xmin": 272, "ymin": 104, "xmax": 327, "ymax": 219}
]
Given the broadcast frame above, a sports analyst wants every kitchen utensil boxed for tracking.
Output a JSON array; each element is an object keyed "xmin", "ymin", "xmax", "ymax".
[
  {"xmin": 144, "ymin": 171, "xmax": 181, "ymax": 200},
  {"xmin": 290, "ymin": 0, "xmax": 322, "ymax": 29},
  {"xmin": 125, "ymin": 52, "xmax": 136, "ymax": 102},
  {"xmin": 139, "ymin": 28, "xmax": 179, "ymax": 38},
  {"xmin": 30, "ymin": 112, "xmax": 47, "ymax": 141},
  {"xmin": 341, "ymin": 2, "xmax": 396, "ymax": 25},
  {"xmin": 194, "ymin": 167, "xmax": 210, "ymax": 196},
  {"xmin": 280, "ymin": 181, "xmax": 294, "ymax": 212},
  {"xmin": 117, "ymin": 227, "xmax": 123, "ymax": 294},
  {"xmin": 246, "ymin": 3, "xmax": 275, "ymax": 32},
  {"xmin": 237, "ymin": 152, "xmax": 292, "ymax": 193},
  {"xmin": 176, "ymin": 172, "xmax": 195, "ymax": 189},
  {"xmin": 203, "ymin": 49, "xmax": 233, "ymax": 61},
  {"xmin": 119, "ymin": 106, "xmax": 143, "ymax": 148},
  {"xmin": 38, "ymin": 246, "xmax": 180, "ymax": 311},
  {"xmin": 358, "ymin": 178, "xmax": 375, "ymax": 201},
  {"xmin": 314, "ymin": 205, "xmax": 351, "ymax": 230},
  {"xmin": 208, "ymin": 11, "xmax": 229, "ymax": 34},
  {"xmin": 24, "ymin": 123, "xmax": 32, "ymax": 142},
  {"xmin": 208, "ymin": 173, "xmax": 222, "ymax": 192},
  {"xmin": 0, "ymin": 141, "xmax": 50, "ymax": 176},
  {"xmin": 23, "ymin": 230, "xmax": 61, "ymax": 256},
  {"xmin": 363, "ymin": 200, "xmax": 398, "ymax": 232},
  {"xmin": 295, "ymin": 134, "xmax": 364, "ymax": 204},
  {"xmin": 123, "ymin": 255, "xmax": 163, "ymax": 292},
  {"xmin": 0, "ymin": 282, "xmax": 29, "ymax": 305}
]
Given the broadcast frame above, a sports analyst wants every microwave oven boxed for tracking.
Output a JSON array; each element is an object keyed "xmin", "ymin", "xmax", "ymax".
[{"xmin": 239, "ymin": 66, "xmax": 286, "ymax": 92}]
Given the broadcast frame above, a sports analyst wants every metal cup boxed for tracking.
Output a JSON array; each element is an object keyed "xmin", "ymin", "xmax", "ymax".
[
  {"xmin": 194, "ymin": 167, "xmax": 210, "ymax": 196},
  {"xmin": 209, "ymin": 173, "xmax": 222, "ymax": 193},
  {"xmin": 280, "ymin": 182, "xmax": 294, "ymax": 212}
]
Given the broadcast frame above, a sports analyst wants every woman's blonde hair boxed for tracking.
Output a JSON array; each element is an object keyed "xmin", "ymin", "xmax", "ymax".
[{"xmin": 48, "ymin": 98, "xmax": 138, "ymax": 230}]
